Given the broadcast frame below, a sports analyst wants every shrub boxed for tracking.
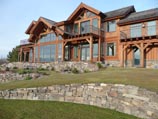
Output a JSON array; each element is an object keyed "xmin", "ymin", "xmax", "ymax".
[
  {"xmin": 84, "ymin": 69, "xmax": 90, "ymax": 73},
  {"xmin": 37, "ymin": 67, "xmax": 48, "ymax": 71},
  {"xmin": 18, "ymin": 69, "xmax": 33, "ymax": 74},
  {"xmin": 13, "ymin": 66, "xmax": 18, "ymax": 69},
  {"xmin": 5, "ymin": 67, "xmax": 10, "ymax": 71},
  {"xmin": 24, "ymin": 76, "xmax": 32, "ymax": 80},
  {"xmin": 97, "ymin": 62, "xmax": 103, "ymax": 69},
  {"xmin": 51, "ymin": 67, "xmax": 55, "ymax": 71},
  {"xmin": 72, "ymin": 68, "xmax": 79, "ymax": 74},
  {"xmin": 18, "ymin": 69, "xmax": 27, "ymax": 74}
]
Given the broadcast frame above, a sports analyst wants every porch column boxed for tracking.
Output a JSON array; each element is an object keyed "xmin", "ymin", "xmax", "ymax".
[
  {"xmin": 32, "ymin": 48, "xmax": 34, "ymax": 63},
  {"xmin": 131, "ymin": 48, "xmax": 134, "ymax": 67},
  {"xmin": 140, "ymin": 43, "xmax": 145, "ymax": 68},
  {"xmin": 78, "ymin": 45, "xmax": 81, "ymax": 61},
  {"xmin": 90, "ymin": 36, "xmax": 93, "ymax": 62},
  {"xmin": 20, "ymin": 48, "xmax": 23, "ymax": 62},
  {"xmin": 24, "ymin": 52, "xmax": 27, "ymax": 62},
  {"xmin": 62, "ymin": 41, "xmax": 65, "ymax": 61},
  {"xmin": 98, "ymin": 38, "xmax": 101, "ymax": 61},
  {"xmin": 120, "ymin": 44, "xmax": 124, "ymax": 67}
]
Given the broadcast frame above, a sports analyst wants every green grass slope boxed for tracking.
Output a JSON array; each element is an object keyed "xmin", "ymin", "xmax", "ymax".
[
  {"xmin": 0, "ymin": 99, "xmax": 140, "ymax": 119},
  {"xmin": 0, "ymin": 68, "xmax": 158, "ymax": 92}
]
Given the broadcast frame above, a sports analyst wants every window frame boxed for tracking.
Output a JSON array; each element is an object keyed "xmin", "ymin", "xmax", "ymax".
[
  {"xmin": 106, "ymin": 20, "xmax": 116, "ymax": 32},
  {"xmin": 106, "ymin": 42, "xmax": 116, "ymax": 56}
]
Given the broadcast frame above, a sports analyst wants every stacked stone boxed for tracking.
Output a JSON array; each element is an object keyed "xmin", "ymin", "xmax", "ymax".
[
  {"xmin": 1, "ymin": 62, "xmax": 99, "ymax": 73},
  {"xmin": 0, "ymin": 83, "xmax": 158, "ymax": 119},
  {"xmin": 0, "ymin": 72, "xmax": 41, "ymax": 83}
]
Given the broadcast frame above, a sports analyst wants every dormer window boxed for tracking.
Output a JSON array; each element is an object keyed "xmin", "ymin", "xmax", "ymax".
[{"xmin": 106, "ymin": 20, "xmax": 116, "ymax": 32}]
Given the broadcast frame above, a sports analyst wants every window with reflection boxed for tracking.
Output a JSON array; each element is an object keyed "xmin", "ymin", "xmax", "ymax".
[
  {"xmin": 58, "ymin": 44, "xmax": 62, "ymax": 61},
  {"xmin": 106, "ymin": 20, "xmax": 116, "ymax": 32},
  {"xmin": 40, "ymin": 45, "xmax": 56, "ymax": 62},
  {"xmin": 86, "ymin": 11, "xmax": 96, "ymax": 18},
  {"xmin": 106, "ymin": 43, "xmax": 116, "ymax": 56},
  {"xmin": 58, "ymin": 35, "xmax": 62, "ymax": 40},
  {"xmin": 147, "ymin": 21, "xmax": 156, "ymax": 36},
  {"xmin": 92, "ymin": 19, "xmax": 99, "ymax": 34},
  {"xmin": 66, "ymin": 25, "xmax": 72, "ymax": 33},
  {"xmin": 40, "ymin": 33, "xmax": 56, "ymax": 43},
  {"xmin": 80, "ymin": 20, "xmax": 90, "ymax": 34},
  {"xmin": 74, "ymin": 23, "xmax": 79, "ymax": 34},
  {"xmin": 93, "ymin": 43, "xmax": 98, "ymax": 58},
  {"xmin": 130, "ymin": 23, "xmax": 142, "ymax": 38}
]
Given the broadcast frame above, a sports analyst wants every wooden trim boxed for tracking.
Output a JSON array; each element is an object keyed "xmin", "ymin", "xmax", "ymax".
[
  {"xmin": 67, "ymin": 3, "xmax": 101, "ymax": 21},
  {"xmin": 25, "ymin": 21, "xmax": 36, "ymax": 34},
  {"xmin": 89, "ymin": 36, "xmax": 93, "ymax": 62}
]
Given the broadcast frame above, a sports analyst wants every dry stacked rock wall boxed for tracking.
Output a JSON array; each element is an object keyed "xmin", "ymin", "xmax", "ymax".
[{"xmin": 0, "ymin": 83, "xmax": 158, "ymax": 119}]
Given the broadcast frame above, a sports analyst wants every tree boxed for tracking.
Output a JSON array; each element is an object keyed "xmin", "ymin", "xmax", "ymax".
[{"xmin": 7, "ymin": 46, "xmax": 19, "ymax": 62}]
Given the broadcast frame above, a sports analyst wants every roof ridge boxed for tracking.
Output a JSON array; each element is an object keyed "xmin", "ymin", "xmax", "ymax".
[
  {"xmin": 104, "ymin": 5, "xmax": 134, "ymax": 14},
  {"xmin": 40, "ymin": 16, "xmax": 56, "ymax": 23},
  {"xmin": 130, "ymin": 8, "xmax": 158, "ymax": 15}
]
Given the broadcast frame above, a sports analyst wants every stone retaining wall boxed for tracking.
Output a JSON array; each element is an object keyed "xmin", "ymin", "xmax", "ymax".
[
  {"xmin": 0, "ymin": 83, "xmax": 158, "ymax": 119},
  {"xmin": 0, "ymin": 72, "xmax": 41, "ymax": 83},
  {"xmin": 0, "ymin": 62, "xmax": 98, "ymax": 73}
]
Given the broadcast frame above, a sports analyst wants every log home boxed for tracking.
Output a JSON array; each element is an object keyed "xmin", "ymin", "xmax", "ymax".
[{"xmin": 18, "ymin": 3, "xmax": 158, "ymax": 68}]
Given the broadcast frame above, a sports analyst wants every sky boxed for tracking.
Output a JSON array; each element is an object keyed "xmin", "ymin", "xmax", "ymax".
[{"xmin": 0, "ymin": 0, "xmax": 157, "ymax": 58}]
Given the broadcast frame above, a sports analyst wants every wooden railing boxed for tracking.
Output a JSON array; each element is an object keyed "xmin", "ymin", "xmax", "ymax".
[
  {"xmin": 120, "ymin": 25, "xmax": 158, "ymax": 40},
  {"xmin": 65, "ymin": 25, "xmax": 105, "ymax": 37}
]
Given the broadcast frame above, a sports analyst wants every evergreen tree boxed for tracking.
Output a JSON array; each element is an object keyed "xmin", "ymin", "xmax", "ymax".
[{"xmin": 7, "ymin": 46, "xmax": 19, "ymax": 62}]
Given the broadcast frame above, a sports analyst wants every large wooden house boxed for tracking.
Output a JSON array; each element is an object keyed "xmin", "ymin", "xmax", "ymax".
[{"xmin": 18, "ymin": 3, "xmax": 158, "ymax": 68}]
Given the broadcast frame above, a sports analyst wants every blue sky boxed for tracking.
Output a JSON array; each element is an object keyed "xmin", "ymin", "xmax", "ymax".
[{"xmin": 0, "ymin": 0, "xmax": 157, "ymax": 58}]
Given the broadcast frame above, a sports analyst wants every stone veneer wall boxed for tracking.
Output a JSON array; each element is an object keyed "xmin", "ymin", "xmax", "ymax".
[
  {"xmin": 145, "ymin": 60, "xmax": 158, "ymax": 69},
  {"xmin": 104, "ymin": 60, "xmax": 120, "ymax": 67},
  {"xmin": 0, "ymin": 83, "xmax": 158, "ymax": 119}
]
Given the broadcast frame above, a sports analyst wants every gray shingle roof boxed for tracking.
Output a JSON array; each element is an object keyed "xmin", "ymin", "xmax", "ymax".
[
  {"xmin": 104, "ymin": 6, "xmax": 135, "ymax": 19},
  {"xmin": 41, "ymin": 17, "xmax": 56, "ymax": 27},
  {"xmin": 118, "ymin": 8, "xmax": 158, "ymax": 25}
]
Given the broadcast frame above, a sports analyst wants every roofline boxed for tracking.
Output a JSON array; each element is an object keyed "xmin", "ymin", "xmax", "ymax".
[
  {"xmin": 67, "ymin": 2, "xmax": 104, "ymax": 21},
  {"xmin": 25, "ymin": 20, "xmax": 36, "ymax": 34},
  {"xmin": 118, "ymin": 17, "xmax": 158, "ymax": 26},
  {"xmin": 104, "ymin": 6, "xmax": 135, "ymax": 21},
  {"xmin": 29, "ymin": 17, "xmax": 56, "ymax": 34}
]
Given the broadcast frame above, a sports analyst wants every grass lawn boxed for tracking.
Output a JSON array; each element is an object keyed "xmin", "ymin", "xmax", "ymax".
[
  {"xmin": 0, "ymin": 67, "xmax": 158, "ymax": 92},
  {"xmin": 0, "ymin": 99, "xmax": 140, "ymax": 119}
]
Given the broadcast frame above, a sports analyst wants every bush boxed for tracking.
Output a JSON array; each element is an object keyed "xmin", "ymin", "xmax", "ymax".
[
  {"xmin": 84, "ymin": 69, "xmax": 90, "ymax": 73},
  {"xmin": 18, "ymin": 69, "xmax": 33, "ymax": 74},
  {"xmin": 37, "ymin": 67, "xmax": 48, "ymax": 71},
  {"xmin": 72, "ymin": 68, "xmax": 79, "ymax": 74},
  {"xmin": 51, "ymin": 67, "xmax": 55, "ymax": 71},
  {"xmin": 13, "ymin": 66, "xmax": 18, "ymax": 69},
  {"xmin": 5, "ymin": 67, "xmax": 10, "ymax": 71},
  {"xmin": 24, "ymin": 76, "xmax": 32, "ymax": 80},
  {"xmin": 97, "ymin": 62, "xmax": 103, "ymax": 69}
]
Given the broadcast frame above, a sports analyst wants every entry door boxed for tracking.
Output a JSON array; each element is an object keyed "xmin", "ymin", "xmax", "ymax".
[
  {"xmin": 81, "ymin": 46, "xmax": 90, "ymax": 61},
  {"xmin": 134, "ymin": 48, "xmax": 140, "ymax": 66}
]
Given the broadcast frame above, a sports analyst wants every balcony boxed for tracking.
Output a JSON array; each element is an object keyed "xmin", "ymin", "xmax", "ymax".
[
  {"xmin": 120, "ymin": 25, "xmax": 158, "ymax": 41},
  {"xmin": 65, "ymin": 25, "xmax": 105, "ymax": 38}
]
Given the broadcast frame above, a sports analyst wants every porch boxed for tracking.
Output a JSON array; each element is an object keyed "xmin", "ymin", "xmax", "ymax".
[{"xmin": 120, "ymin": 24, "xmax": 158, "ymax": 68}]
